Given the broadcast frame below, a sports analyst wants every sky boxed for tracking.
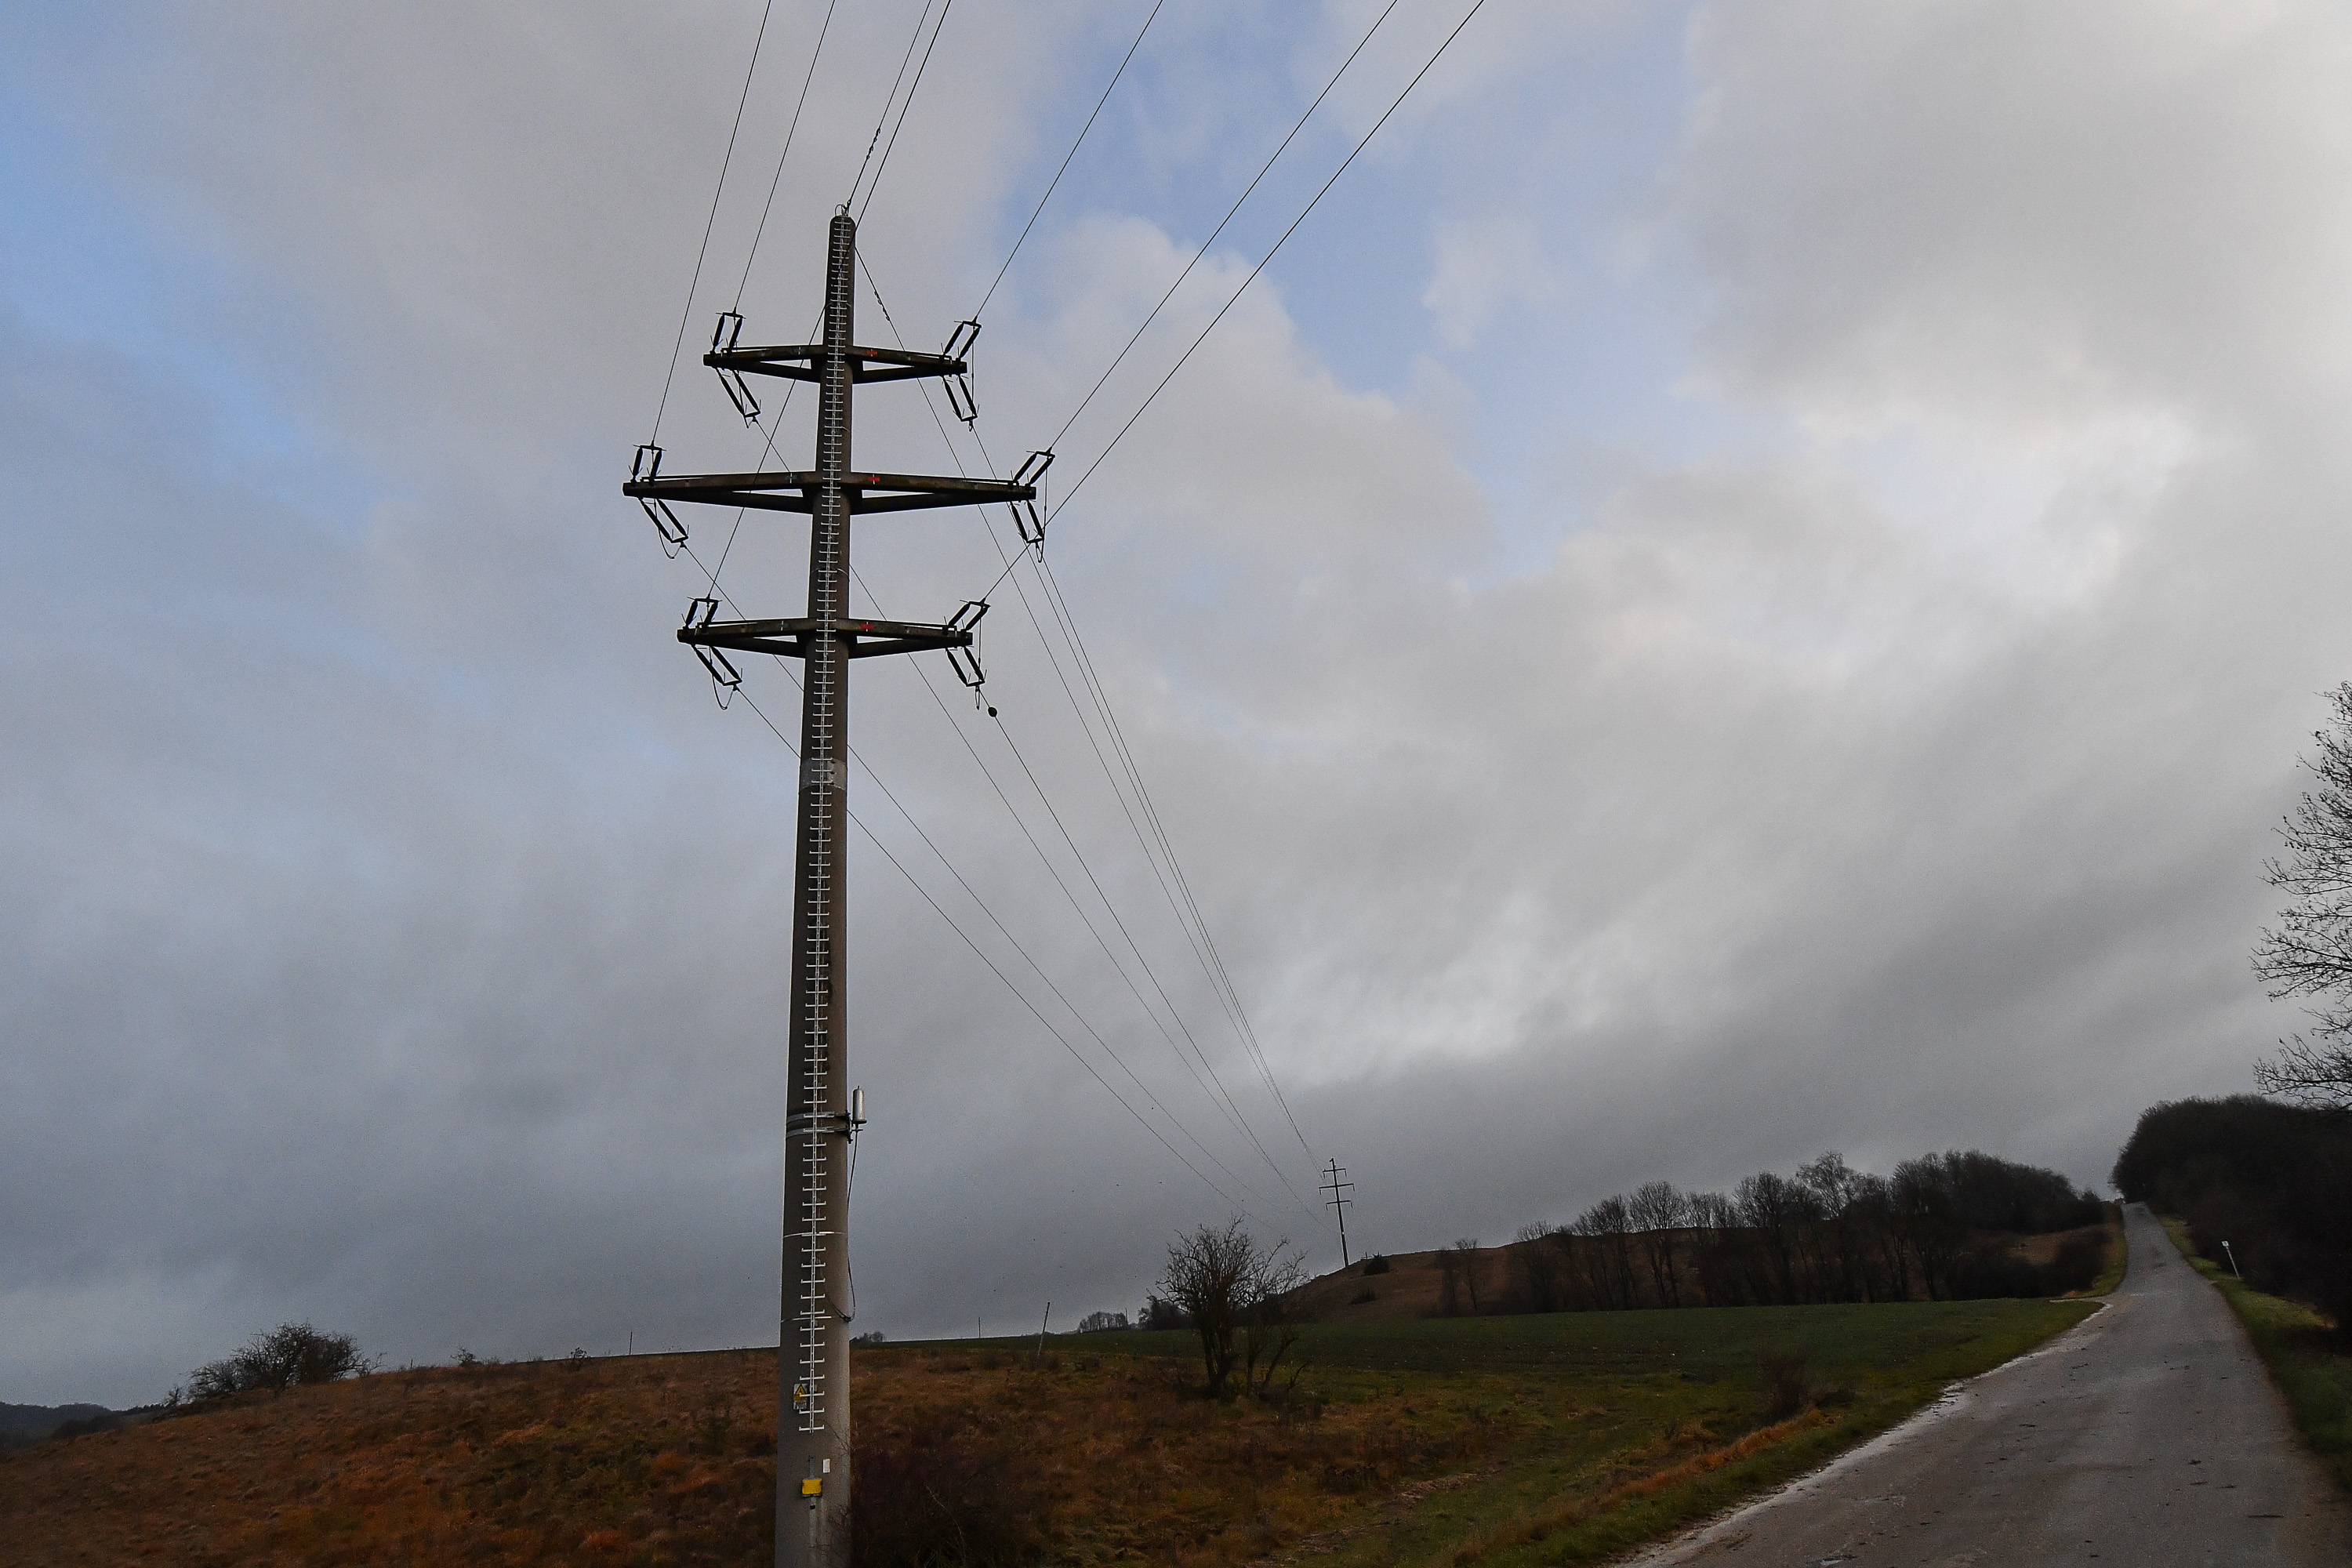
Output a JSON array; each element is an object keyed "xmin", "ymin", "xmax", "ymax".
[{"xmin": 6, "ymin": 0, "xmax": 2351, "ymax": 1406}]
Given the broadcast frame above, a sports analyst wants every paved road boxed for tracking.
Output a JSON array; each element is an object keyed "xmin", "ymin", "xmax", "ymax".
[{"xmin": 1628, "ymin": 1203, "xmax": 2348, "ymax": 1566}]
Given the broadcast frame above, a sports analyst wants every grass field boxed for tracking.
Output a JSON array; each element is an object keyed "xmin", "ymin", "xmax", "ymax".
[
  {"xmin": 2159, "ymin": 1215, "xmax": 2352, "ymax": 1494},
  {"xmin": 0, "ymin": 1298, "xmax": 2097, "ymax": 1567}
]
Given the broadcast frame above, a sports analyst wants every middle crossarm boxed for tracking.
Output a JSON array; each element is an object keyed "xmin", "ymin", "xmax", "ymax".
[
  {"xmin": 624, "ymin": 470, "xmax": 1034, "ymax": 516},
  {"xmin": 704, "ymin": 343, "xmax": 969, "ymax": 385}
]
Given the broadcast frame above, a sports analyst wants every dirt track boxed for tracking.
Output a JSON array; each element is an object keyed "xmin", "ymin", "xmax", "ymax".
[{"xmin": 1625, "ymin": 1202, "xmax": 2348, "ymax": 1566}]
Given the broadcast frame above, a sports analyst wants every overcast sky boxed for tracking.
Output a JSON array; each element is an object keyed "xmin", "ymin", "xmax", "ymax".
[{"xmin": 8, "ymin": 0, "xmax": 2350, "ymax": 1406}]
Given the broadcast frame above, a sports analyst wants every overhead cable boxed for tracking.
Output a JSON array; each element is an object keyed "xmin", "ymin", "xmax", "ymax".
[
  {"xmin": 1044, "ymin": 0, "xmax": 1406, "ymax": 456},
  {"xmin": 732, "ymin": 0, "xmax": 840, "ymax": 311},
  {"xmin": 728, "ymin": 685, "xmax": 1266, "ymax": 1221},
  {"xmin": 845, "ymin": 0, "xmax": 941, "ymax": 214},
  {"xmin": 1050, "ymin": 0, "xmax": 1491, "ymax": 524},
  {"xmin": 648, "ymin": 0, "xmax": 779, "ymax": 446},
  {"xmin": 855, "ymin": 0, "xmax": 958, "ymax": 223},
  {"xmin": 672, "ymin": 521, "xmax": 1283, "ymax": 1218},
  {"xmin": 855, "ymin": 260, "xmax": 1323, "ymax": 1221},
  {"xmin": 970, "ymin": 0, "xmax": 1166, "ymax": 322}
]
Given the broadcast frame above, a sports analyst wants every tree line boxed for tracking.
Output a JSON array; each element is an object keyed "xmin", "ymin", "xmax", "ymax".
[
  {"xmin": 2113, "ymin": 1096, "xmax": 2352, "ymax": 1331},
  {"xmin": 1453, "ymin": 1149, "xmax": 2107, "ymax": 1316}
]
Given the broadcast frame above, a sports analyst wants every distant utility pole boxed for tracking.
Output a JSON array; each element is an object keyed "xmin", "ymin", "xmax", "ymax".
[
  {"xmin": 625, "ymin": 210, "xmax": 1037, "ymax": 1568},
  {"xmin": 1321, "ymin": 1159, "xmax": 1356, "ymax": 1269}
]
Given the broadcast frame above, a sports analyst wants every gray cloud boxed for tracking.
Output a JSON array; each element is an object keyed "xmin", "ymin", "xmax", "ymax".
[{"xmin": 5, "ymin": 2, "xmax": 2346, "ymax": 1405}]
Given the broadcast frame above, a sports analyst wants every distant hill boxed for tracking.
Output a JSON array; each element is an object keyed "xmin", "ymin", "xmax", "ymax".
[
  {"xmin": 1282, "ymin": 1248, "xmax": 1456, "ymax": 1321},
  {"xmin": 0, "ymin": 1402, "xmax": 118, "ymax": 1450}
]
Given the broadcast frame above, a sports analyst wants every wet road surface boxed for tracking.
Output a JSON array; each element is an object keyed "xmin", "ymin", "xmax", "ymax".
[{"xmin": 1626, "ymin": 1203, "xmax": 2348, "ymax": 1566}]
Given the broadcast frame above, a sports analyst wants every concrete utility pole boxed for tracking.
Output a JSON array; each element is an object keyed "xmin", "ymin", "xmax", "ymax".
[
  {"xmin": 1321, "ymin": 1159, "xmax": 1356, "ymax": 1269},
  {"xmin": 625, "ymin": 209, "xmax": 1036, "ymax": 1568}
]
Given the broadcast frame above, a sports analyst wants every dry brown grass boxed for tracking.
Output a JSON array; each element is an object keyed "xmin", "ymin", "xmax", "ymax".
[
  {"xmin": 0, "ymin": 1354, "xmax": 775, "ymax": 1566},
  {"xmin": 0, "ymin": 1297, "xmax": 2098, "ymax": 1568},
  {"xmin": 0, "ymin": 1347, "xmax": 1497, "ymax": 1568}
]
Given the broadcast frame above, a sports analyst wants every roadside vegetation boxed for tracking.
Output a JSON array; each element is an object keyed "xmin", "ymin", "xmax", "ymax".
[
  {"xmin": 0, "ymin": 1299, "xmax": 2096, "ymax": 1567},
  {"xmin": 2114, "ymin": 1097, "xmax": 2352, "ymax": 1333}
]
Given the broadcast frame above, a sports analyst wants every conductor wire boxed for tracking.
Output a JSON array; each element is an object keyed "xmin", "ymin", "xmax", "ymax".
[
  {"xmin": 648, "ymin": 0, "xmax": 778, "ymax": 446},
  {"xmin": 1051, "ymin": 0, "xmax": 1491, "ymax": 524},
  {"xmin": 971, "ymin": 0, "xmax": 1165, "ymax": 321}
]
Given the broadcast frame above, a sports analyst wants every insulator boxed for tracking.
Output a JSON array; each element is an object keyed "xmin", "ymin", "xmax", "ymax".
[
  {"xmin": 1012, "ymin": 499, "xmax": 1046, "ymax": 550},
  {"xmin": 641, "ymin": 497, "xmax": 688, "ymax": 554},
  {"xmin": 717, "ymin": 366, "xmax": 761, "ymax": 424},
  {"xmin": 691, "ymin": 642, "xmax": 742, "ymax": 691},
  {"xmin": 944, "ymin": 374, "xmax": 978, "ymax": 426}
]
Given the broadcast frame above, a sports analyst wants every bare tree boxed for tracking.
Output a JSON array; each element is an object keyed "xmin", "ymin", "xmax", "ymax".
[
  {"xmin": 1735, "ymin": 1173, "xmax": 1818, "ymax": 1305},
  {"xmin": 1156, "ymin": 1221, "xmax": 1304, "ymax": 1397},
  {"xmin": 1627, "ymin": 1181, "xmax": 1688, "ymax": 1307},
  {"xmin": 2255, "ymin": 1035, "xmax": 2352, "ymax": 1112},
  {"xmin": 1686, "ymin": 1190, "xmax": 1749, "ymax": 1306},
  {"xmin": 1572, "ymin": 1198, "xmax": 1639, "ymax": 1308},
  {"xmin": 2253, "ymin": 683, "xmax": 2352, "ymax": 1109},
  {"xmin": 1509, "ymin": 1221, "xmax": 1564, "ymax": 1312},
  {"xmin": 1796, "ymin": 1152, "xmax": 1868, "ymax": 1301}
]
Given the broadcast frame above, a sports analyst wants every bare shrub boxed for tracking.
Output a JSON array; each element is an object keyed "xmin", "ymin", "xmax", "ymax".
[
  {"xmin": 1759, "ymin": 1352, "xmax": 1811, "ymax": 1421},
  {"xmin": 1157, "ymin": 1219, "xmax": 1305, "ymax": 1397},
  {"xmin": 851, "ymin": 1427, "xmax": 1038, "ymax": 1568},
  {"xmin": 189, "ymin": 1323, "xmax": 368, "ymax": 1400}
]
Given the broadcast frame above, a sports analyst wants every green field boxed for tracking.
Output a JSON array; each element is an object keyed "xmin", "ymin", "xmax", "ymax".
[{"xmin": 2161, "ymin": 1217, "xmax": 2352, "ymax": 1494}]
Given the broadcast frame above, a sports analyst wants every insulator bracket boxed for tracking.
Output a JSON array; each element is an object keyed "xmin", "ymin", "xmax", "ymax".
[
  {"xmin": 710, "ymin": 312, "xmax": 761, "ymax": 423},
  {"xmin": 633, "ymin": 445, "xmax": 688, "ymax": 554}
]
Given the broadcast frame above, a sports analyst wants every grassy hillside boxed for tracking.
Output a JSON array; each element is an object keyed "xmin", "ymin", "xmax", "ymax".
[
  {"xmin": 2, "ymin": 1298, "xmax": 2096, "ymax": 1567},
  {"xmin": 1283, "ymin": 1217, "xmax": 2118, "ymax": 1327}
]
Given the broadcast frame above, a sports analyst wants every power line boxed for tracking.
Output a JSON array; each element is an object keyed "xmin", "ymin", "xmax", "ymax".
[
  {"xmin": 989, "ymin": 1, "xmax": 1497, "ymax": 1163},
  {"xmin": 648, "ymin": 0, "xmax": 779, "ymax": 446},
  {"xmin": 989, "ymin": 706, "xmax": 1312, "ymax": 1210},
  {"xmin": 670, "ymin": 528, "xmax": 1283, "ymax": 1219},
  {"xmin": 852, "ymin": 260, "xmax": 1322, "ymax": 1221},
  {"xmin": 970, "ymin": 0, "xmax": 1165, "ymax": 322},
  {"xmin": 726, "ymin": 684, "xmax": 1266, "ymax": 1221},
  {"xmin": 844, "ymin": 0, "xmax": 940, "ymax": 213},
  {"xmin": 1050, "ymin": 0, "xmax": 1491, "ymax": 524},
  {"xmin": 1044, "ymin": 0, "xmax": 1406, "ymax": 456},
  {"xmin": 855, "ymin": 0, "xmax": 958, "ymax": 223},
  {"xmin": 733, "ymin": 0, "xmax": 840, "ymax": 312},
  {"xmin": 848, "ymin": 616, "xmax": 1287, "ymax": 1214},
  {"xmin": 1032, "ymin": 553, "xmax": 1313, "ymax": 1154},
  {"xmin": 924, "ymin": 363, "xmax": 1316, "ymax": 1167}
]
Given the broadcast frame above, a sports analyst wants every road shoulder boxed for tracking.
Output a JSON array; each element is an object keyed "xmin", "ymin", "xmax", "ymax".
[{"xmin": 2160, "ymin": 1213, "xmax": 2352, "ymax": 1494}]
